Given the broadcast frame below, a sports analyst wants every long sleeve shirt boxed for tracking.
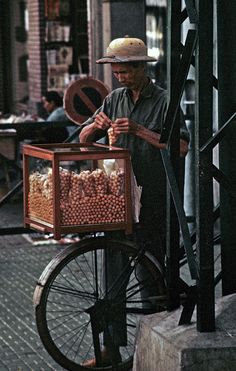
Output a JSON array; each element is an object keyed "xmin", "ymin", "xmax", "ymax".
[{"xmin": 82, "ymin": 80, "xmax": 189, "ymax": 214}]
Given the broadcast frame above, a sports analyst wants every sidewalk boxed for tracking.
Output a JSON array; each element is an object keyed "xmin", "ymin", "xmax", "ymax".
[{"xmin": 0, "ymin": 199, "xmax": 68, "ymax": 370}]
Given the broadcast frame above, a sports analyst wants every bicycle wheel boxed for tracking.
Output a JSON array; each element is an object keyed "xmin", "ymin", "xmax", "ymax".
[{"xmin": 34, "ymin": 236, "xmax": 166, "ymax": 370}]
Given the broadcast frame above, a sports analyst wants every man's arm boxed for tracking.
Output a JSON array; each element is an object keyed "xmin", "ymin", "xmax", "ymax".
[
  {"xmin": 135, "ymin": 124, "xmax": 166, "ymax": 149},
  {"xmin": 111, "ymin": 118, "xmax": 188, "ymax": 157},
  {"xmin": 134, "ymin": 124, "xmax": 188, "ymax": 157},
  {"xmin": 111, "ymin": 117, "xmax": 166, "ymax": 147}
]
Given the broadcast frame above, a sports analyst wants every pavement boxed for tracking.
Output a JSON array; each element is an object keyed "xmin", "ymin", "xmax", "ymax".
[{"xmin": 0, "ymin": 196, "xmax": 68, "ymax": 370}]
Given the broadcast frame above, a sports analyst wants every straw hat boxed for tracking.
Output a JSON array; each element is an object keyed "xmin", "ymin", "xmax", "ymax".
[{"xmin": 96, "ymin": 35, "xmax": 157, "ymax": 64}]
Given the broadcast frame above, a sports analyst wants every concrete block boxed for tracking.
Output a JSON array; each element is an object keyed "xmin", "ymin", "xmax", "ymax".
[{"xmin": 133, "ymin": 294, "xmax": 236, "ymax": 371}]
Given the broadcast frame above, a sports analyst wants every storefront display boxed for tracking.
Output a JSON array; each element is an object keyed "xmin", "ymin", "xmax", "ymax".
[{"xmin": 44, "ymin": 0, "xmax": 88, "ymax": 91}]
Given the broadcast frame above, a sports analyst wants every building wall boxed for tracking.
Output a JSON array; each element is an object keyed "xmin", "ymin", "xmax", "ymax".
[
  {"xmin": 0, "ymin": 0, "xmax": 29, "ymax": 114},
  {"xmin": 0, "ymin": 0, "xmax": 13, "ymax": 113},
  {"xmin": 87, "ymin": 0, "xmax": 104, "ymax": 82},
  {"xmin": 27, "ymin": 0, "xmax": 46, "ymax": 114},
  {"xmin": 13, "ymin": 0, "xmax": 29, "ymax": 112},
  {"xmin": 0, "ymin": 1, "xmax": 4, "ymax": 112}
]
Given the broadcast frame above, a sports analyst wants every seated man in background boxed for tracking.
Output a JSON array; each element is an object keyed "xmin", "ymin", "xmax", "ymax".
[{"xmin": 40, "ymin": 90, "xmax": 69, "ymax": 143}]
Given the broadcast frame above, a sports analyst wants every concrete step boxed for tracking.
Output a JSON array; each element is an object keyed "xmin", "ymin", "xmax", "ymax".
[{"xmin": 133, "ymin": 293, "xmax": 236, "ymax": 371}]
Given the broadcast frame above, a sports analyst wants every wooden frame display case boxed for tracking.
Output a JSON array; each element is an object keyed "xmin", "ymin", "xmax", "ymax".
[{"xmin": 23, "ymin": 142, "xmax": 132, "ymax": 239}]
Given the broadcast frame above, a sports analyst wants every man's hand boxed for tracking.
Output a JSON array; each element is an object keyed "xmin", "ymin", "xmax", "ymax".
[
  {"xmin": 93, "ymin": 112, "xmax": 112, "ymax": 130},
  {"xmin": 108, "ymin": 118, "xmax": 138, "ymax": 145},
  {"xmin": 180, "ymin": 138, "xmax": 189, "ymax": 157},
  {"xmin": 79, "ymin": 112, "xmax": 112, "ymax": 143},
  {"xmin": 111, "ymin": 118, "xmax": 138, "ymax": 135}
]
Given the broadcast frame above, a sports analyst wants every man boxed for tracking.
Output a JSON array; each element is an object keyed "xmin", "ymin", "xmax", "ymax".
[
  {"xmin": 42, "ymin": 90, "xmax": 67, "ymax": 122},
  {"xmin": 79, "ymin": 36, "xmax": 189, "ymax": 367},
  {"xmin": 40, "ymin": 90, "xmax": 69, "ymax": 142}
]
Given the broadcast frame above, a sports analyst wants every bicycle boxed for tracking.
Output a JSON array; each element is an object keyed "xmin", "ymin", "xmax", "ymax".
[{"xmin": 33, "ymin": 233, "xmax": 166, "ymax": 370}]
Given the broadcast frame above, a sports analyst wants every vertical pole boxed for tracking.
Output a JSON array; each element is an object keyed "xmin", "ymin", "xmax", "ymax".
[
  {"xmin": 28, "ymin": 0, "xmax": 47, "ymax": 114},
  {"xmin": 183, "ymin": 80, "xmax": 196, "ymax": 234},
  {"xmin": 0, "ymin": 0, "xmax": 13, "ymax": 112},
  {"xmin": 87, "ymin": 0, "xmax": 104, "ymax": 80},
  {"xmin": 70, "ymin": 0, "xmax": 79, "ymax": 74},
  {"xmin": 165, "ymin": 0, "xmax": 182, "ymax": 310},
  {"xmin": 195, "ymin": 0, "xmax": 215, "ymax": 331},
  {"xmin": 217, "ymin": 1, "xmax": 236, "ymax": 296}
]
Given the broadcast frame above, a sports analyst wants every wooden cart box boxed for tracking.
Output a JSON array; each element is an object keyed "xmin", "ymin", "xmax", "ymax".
[{"xmin": 23, "ymin": 142, "xmax": 132, "ymax": 239}]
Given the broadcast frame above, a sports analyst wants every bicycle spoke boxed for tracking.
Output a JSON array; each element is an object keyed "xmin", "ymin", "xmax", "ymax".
[
  {"xmin": 46, "ymin": 309, "xmax": 86, "ymax": 322},
  {"xmin": 72, "ymin": 252, "xmax": 102, "ymax": 295},
  {"xmin": 49, "ymin": 314, "xmax": 89, "ymax": 337},
  {"xmin": 63, "ymin": 321, "xmax": 91, "ymax": 359},
  {"xmin": 50, "ymin": 282, "xmax": 97, "ymax": 301}
]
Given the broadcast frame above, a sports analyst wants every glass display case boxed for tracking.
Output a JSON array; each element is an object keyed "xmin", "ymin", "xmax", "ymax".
[{"xmin": 23, "ymin": 142, "xmax": 132, "ymax": 239}]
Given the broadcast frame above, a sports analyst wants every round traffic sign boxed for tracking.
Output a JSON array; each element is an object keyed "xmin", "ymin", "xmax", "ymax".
[{"xmin": 64, "ymin": 77, "xmax": 110, "ymax": 125}]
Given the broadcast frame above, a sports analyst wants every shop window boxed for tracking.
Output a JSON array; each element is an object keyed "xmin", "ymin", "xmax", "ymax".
[
  {"xmin": 146, "ymin": 2, "xmax": 167, "ymax": 88},
  {"xmin": 44, "ymin": 0, "xmax": 89, "ymax": 92},
  {"xmin": 18, "ymin": 55, "xmax": 28, "ymax": 82},
  {"xmin": 15, "ymin": 1, "xmax": 27, "ymax": 43}
]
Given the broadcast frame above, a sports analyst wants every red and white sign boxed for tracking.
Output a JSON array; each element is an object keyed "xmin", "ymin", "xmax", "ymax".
[{"xmin": 64, "ymin": 77, "xmax": 110, "ymax": 125}]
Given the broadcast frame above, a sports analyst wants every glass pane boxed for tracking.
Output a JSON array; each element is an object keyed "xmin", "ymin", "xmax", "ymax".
[
  {"xmin": 59, "ymin": 158, "xmax": 126, "ymax": 226},
  {"xmin": 28, "ymin": 157, "xmax": 53, "ymax": 224}
]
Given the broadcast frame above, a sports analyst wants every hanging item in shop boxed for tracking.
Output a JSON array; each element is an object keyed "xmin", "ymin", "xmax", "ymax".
[
  {"xmin": 45, "ymin": 0, "xmax": 60, "ymax": 19},
  {"xmin": 45, "ymin": 0, "xmax": 70, "ymax": 19}
]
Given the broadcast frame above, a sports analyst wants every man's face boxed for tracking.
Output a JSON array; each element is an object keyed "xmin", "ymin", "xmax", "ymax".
[
  {"xmin": 111, "ymin": 63, "xmax": 145, "ymax": 90},
  {"xmin": 42, "ymin": 97, "xmax": 55, "ymax": 113}
]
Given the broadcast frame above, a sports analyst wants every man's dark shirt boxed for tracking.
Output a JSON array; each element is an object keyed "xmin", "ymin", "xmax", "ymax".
[{"xmin": 83, "ymin": 80, "xmax": 189, "ymax": 217}]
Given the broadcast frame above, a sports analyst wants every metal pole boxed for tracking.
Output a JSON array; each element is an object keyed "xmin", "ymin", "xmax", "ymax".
[
  {"xmin": 183, "ymin": 79, "xmax": 195, "ymax": 233},
  {"xmin": 165, "ymin": 0, "xmax": 182, "ymax": 310},
  {"xmin": 195, "ymin": 0, "xmax": 215, "ymax": 332},
  {"xmin": 217, "ymin": 1, "xmax": 236, "ymax": 296}
]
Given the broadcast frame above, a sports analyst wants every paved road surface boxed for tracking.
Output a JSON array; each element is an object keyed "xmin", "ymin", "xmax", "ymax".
[{"xmin": 0, "ymin": 199, "xmax": 68, "ymax": 370}]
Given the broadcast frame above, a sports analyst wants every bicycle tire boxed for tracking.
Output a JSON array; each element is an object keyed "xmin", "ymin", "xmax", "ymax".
[{"xmin": 34, "ymin": 236, "xmax": 166, "ymax": 370}]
